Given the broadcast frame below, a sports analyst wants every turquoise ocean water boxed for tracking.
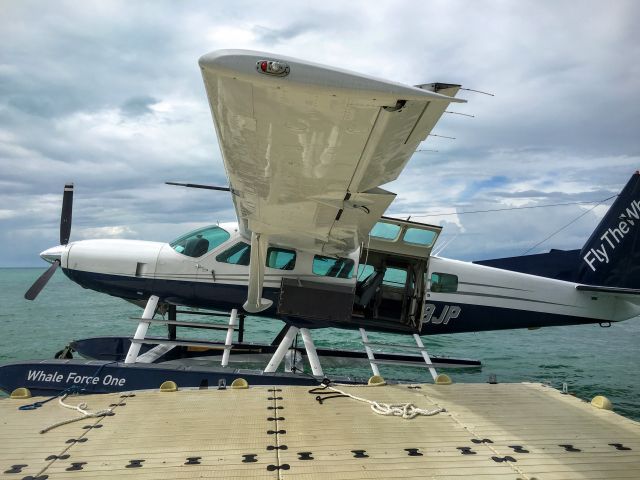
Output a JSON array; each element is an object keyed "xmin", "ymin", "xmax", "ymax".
[{"xmin": 1, "ymin": 268, "xmax": 639, "ymax": 420}]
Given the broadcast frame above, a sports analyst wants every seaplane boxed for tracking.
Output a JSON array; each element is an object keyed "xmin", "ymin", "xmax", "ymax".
[{"xmin": 6, "ymin": 50, "xmax": 640, "ymax": 395}]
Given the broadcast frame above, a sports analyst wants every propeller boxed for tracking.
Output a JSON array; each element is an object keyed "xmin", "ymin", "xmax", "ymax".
[
  {"xmin": 24, "ymin": 259, "xmax": 61, "ymax": 300},
  {"xmin": 60, "ymin": 183, "xmax": 73, "ymax": 245},
  {"xmin": 24, "ymin": 183, "xmax": 74, "ymax": 300}
]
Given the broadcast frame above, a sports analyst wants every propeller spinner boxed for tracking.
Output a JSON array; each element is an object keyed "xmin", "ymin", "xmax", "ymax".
[{"xmin": 24, "ymin": 183, "xmax": 74, "ymax": 300}]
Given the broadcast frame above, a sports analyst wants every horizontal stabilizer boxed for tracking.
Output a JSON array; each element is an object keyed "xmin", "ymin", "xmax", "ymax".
[
  {"xmin": 576, "ymin": 284, "xmax": 640, "ymax": 311},
  {"xmin": 576, "ymin": 284, "xmax": 640, "ymax": 295}
]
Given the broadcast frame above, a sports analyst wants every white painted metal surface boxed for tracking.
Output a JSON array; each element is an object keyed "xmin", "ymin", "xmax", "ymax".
[
  {"xmin": 264, "ymin": 326, "xmax": 299, "ymax": 373},
  {"xmin": 359, "ymin": 328, "xmax": 381, "ymax": 377},
  {"xmin": 124, "ymin": 295, "xmax": 159, "ymax": 364},
  {"xmin": 426, "ymin": 256, "xmax": 639, "ymax": 322},
  {"xmin": 199, "ymin": 49, "xmax": 463, "ymax": 256},
  {"xmin": 413, "ymin": 333, "xmax": 438, "ymax": 381},
  {"xmin": 220, "ymin": 308, "xmax": 238, "ymax": 367},
  {"xmin": 300, "ymin": 328, "xmax": 323, "ymax": 377}
]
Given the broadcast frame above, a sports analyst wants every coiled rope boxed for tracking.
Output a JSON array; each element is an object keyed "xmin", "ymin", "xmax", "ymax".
[
  {"xmin": 39, "ymin": 394, "xmax": 115, "ymax": 434},
  {"xmin": 324, "ymin": 383, "xmax": 446, "ymax": 420}
]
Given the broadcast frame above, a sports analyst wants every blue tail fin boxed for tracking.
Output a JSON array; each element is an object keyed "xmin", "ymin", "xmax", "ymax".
[{"xmin": 577, "ymin": 171, "xmax": 640, "ymax": 288}]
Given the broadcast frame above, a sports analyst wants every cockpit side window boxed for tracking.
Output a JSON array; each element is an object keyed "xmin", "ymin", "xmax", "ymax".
[
  {"xmin": 171, "ymin": 226, "xmax": 231, "ymax": 258},
  {"xmin": 216, "ymin": 242, "xmax": 251, "ymax": 266}
]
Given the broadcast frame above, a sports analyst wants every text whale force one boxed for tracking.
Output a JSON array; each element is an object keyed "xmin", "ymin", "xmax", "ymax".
[{"xmin": 27, "ymin": 369, "xmax": 127, "ymax": 387}]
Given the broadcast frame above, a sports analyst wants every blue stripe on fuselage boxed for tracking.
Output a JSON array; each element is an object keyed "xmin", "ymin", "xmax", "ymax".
[
  {"xmin": 420, "ymin": 300, "xmax": 600, "ymax": 334},
  {"xmin": 62, "ymin": 268, "xmax": 280, "ymax": 315},
  {"xmin": 62, "ymin": 269, "xmax": 603, "ymax": 334}
]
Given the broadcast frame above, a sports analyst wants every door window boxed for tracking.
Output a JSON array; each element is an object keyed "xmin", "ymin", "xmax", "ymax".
[
  {"xmin": 383, "ymin": 267, "xmax": 407, "ymax": 288},
  {"xmin": 403, "ymin": 228, "xmax": 437, "ymax": 247},
  {"xmin": 370, "ymin": 222, "xmax": 401, "ymax": 241}
]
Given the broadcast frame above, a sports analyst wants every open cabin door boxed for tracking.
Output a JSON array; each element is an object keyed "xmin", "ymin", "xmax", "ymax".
[
  {"xmin": 353, "ymin": 217, "xmax": 442, "ymax": 333},
  {"xmin": 275, "ymin": 217, "xmax": 440, "ymax": 333}
]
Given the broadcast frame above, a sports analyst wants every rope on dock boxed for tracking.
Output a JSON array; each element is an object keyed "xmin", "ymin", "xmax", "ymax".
[
  {"xmin": 325, "ymin": 384, "xmax": 446, "ymax": 420},
  {"xmin": 39, "ymin": 394, "xmax": 115, "ymax": 434}
]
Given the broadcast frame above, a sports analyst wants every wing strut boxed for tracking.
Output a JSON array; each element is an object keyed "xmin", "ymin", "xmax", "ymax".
[{"xmin": 243, "ymin": 232, "xmax": 274, "ymax": 313}]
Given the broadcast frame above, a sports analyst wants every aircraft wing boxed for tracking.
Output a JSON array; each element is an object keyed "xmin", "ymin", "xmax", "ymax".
[{"xmin": 199, "ymin": 50, "xmax": 464, "ymax": 256}]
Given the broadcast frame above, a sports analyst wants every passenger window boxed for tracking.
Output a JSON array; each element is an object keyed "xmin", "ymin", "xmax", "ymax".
[
  {"xmin": 383, "ymin": 267, "xmax": 407, "ymax": 288},
  {"xmin": 266, "ymin": 247, "xmax": 296, "ymax": 270},
  {"xmin": 170, "ymin": 225, "xmax": 231, "ymax": 258},
  {"xmin": 313, "ymin": 255, "xmax": 354, "ymax": 278},
  {"xmin": 430, "ymin": 272, "xmax": 458, "ymax": 293},
  {"xmin": 370, "ymin": 222, "xmax": 401, "ymax": 241},
  {"xmin": 403, "ymin": 228, "xmax": 436, "ymax": 247},
  {"xmin": 216, "ymin": 242, "xmax": 251, "ymax": 266}
]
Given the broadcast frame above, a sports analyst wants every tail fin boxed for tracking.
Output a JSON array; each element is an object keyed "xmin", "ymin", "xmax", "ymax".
[{"xmin": 577, "ymin": 171, "xmax": 640, "ymax": 288}]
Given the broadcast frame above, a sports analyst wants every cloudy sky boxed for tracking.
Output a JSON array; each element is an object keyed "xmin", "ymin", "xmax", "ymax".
[{"xmin": 1, "ymin": 0, "xmax": 638, "ymax": 267}]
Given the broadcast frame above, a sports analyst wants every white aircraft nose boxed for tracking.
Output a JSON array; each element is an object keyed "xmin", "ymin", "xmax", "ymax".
[{"xmin": 40, "ymin": 245, "xmax": 66, "ymax": 264}]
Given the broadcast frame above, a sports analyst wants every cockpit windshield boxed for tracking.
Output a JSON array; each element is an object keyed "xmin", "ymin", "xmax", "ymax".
[{"xmin": 170, "ymin": 225, "xmax": 231, "ymax": 258}]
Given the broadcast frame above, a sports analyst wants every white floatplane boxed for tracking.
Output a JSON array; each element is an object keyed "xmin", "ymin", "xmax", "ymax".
[{"xmin": 8, "ymin": 50, "xmax": 640, "ymax": 394}]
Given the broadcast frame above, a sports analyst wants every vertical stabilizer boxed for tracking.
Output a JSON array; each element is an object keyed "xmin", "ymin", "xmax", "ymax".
[{"xmin": 577, "ymin": 172, "xmax": 640, "ymax": 288}]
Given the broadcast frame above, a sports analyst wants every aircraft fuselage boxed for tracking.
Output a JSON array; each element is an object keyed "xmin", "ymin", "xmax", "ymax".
[{"xmin": 44, "ymin": 224, "xmax": 639, "ymax": 335}]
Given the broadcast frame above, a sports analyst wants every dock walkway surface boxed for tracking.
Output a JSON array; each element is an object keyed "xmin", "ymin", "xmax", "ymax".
[{"xmin": 1, "ymin": 382, "xmax": 639, "ymax": 479}]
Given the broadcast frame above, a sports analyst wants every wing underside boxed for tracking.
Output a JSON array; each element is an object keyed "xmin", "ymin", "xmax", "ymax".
[{"xmin": 200, "ymin": 50, "xmax": 463, "ymax": 256}]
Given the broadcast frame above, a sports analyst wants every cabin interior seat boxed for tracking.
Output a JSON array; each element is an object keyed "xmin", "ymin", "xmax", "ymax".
[
  {"xmin": 354, "ymin": 269, "xmax": 385, "ymax": 307},
  {"xmin": 184, "ymin": 237, "xmax": 209, "ymax": 257}
]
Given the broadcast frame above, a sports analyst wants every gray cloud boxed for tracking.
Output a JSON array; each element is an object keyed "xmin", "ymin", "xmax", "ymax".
[
  {"xmin": 252, "ymin": 23, "xmax": 318, "ymax": 44},
  {"xmin": 0, "ymin": 0, "xmax": 638, "ymax": 267},
  {"xmin": 120, "ymin": 96, "xmax": 159, "ymax": 117}
]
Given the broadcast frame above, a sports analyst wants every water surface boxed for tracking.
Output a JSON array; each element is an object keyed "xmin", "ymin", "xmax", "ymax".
[{"xmin": 1, "ymin": 268, "xmax": 638, "ymax": 420}]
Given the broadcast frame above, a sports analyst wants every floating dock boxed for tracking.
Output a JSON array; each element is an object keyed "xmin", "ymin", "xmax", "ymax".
[{"xmin": 2, "ymin": 382, "xmax": 639, "ymax": 479}]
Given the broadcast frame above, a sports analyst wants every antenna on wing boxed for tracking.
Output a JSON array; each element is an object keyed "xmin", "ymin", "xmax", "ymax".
[
  {"xmin": 445, "ymin": 111, "xmax": 475, "ymax": 118},
  {"xmin": 428, "ymin": 133, "xmax": 456, "ymax": 140},
  {"xmin": 460, "ymin": 87, "xmax": 495, "ymax": 96},
  {"xmin": 416, "ymin": 149, "xmax": 439, "ymax": 153}
]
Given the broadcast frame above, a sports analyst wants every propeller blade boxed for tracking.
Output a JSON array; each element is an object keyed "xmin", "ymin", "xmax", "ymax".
[
  {"xmin": 60, "ymin": 183, "xmax": 73, "ymax": 245},
  {"xmin": 24, "ymin": 260, "xmax": 60, "ymax": 300}
]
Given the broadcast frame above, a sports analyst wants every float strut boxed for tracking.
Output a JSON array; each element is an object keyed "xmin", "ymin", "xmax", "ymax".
[
  {"xmin": 124, "ymin": 295, "xmax": 159, "ymax": 364},
  {"xmin": 360, "ymin": 328, "xmax": 380, "ymax": 377},
  {"xmin": 221, "ymin": 309, "xmax": 238, "ymax": 367},
  {"xmin": 300, "ymin": 328, "xmax": 323, "ymax": 377},
  {"xmin": 413, "ymin": 333, "xmax": 438, "ymax": 382},
  {"xmin": 264, "ymin": 326, "xmax": 299, "ymax": 373},
  {"xmin": 168, "ymin": 304, "xmax": 177, "ymax": 340}
]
